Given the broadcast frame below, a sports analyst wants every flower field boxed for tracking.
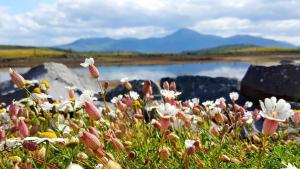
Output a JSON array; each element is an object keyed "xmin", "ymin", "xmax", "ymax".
[{"xmin": 1, "ymin": 58, "xmax": 300, "ymax": 169}]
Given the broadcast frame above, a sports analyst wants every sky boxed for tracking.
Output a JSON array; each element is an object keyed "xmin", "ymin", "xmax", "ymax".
[{"xmin": 0, "ymin": 0, "xmax": 299, "ymax": 46}]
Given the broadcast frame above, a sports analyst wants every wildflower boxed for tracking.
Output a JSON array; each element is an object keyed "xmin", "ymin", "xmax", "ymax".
[
  {"xmin": 142, "ymin": 80, "xmax": 153, "ymax": 98},
  {"xmin": 40, "ymin": 102, "xmax": 54, "ymax": 111},
  {"xmin": 65, "ymin": 86, "xmax": 76, "ymax": 99},
  {"xmin": 120, "ymin": 77, "xmax": 132, "ymax": 90},
  {"xmin": 215, "ymin": 97, "xmax": 226, "ymax": 109},
  {"xmin": 18, "ymin": 117, "xmax": 29, "ymax": 139},
  {"xmin": 229, "ymin": 92, "xmax": 239, "ymax": 102},
  {"xmin": 282, "ymin": 163, "xmax": 298, "ymax": 169},
  {"xmin": 160, "ymin": 89, "xmax": 181, "ymax": 99},
  {"xmin": 58, "ymin": 124, "xmax": 71, "ymax": 134},
  {"xmin": 162, "ymin": 81, "xmax": 169, "ymax": 90},
  {"xmin": 9, "ymin": 68, "xmax": 25, "ymax": 88},
  {"xmin": 75, "ymin": 90, "xmax": 97, "ymax": 108},
  {"xmin": 169, "ymin": 81, "xmax": 176, "ymax": 91},
  {"xmin": 76, "ymin": 152, "xmax": 89, "ymax": 160},
  {"xmin": 8, "ymin": 101, "xmax": 20, "ymax": 117},
  {"xmin": 185, "ymin": 140, "xmax": 196, "ymax": 155},
  {"xmin": 80, "ymin": 131, "xmax": 103, "ymax": 150},
  {"xmin": 202, "ymin": 100, "xmax": 215, "ymax": 109},
  {"xmin": 66, "ymin": 163, "xmax": 84, "ymax": 169},
  {"xmin": 129, "ymin": 91, "xmax": 139, "ymax": 100},
  {"xmin": 158, "ymin": 147, "xmax": 170, "ymax": 160},
  {"xmin": 103, "ymin": 160, "xmax": 122, "ymax": 169},
  {"xmin": 38, "ymin": 131, "xmax": 57, "ymax": 138},
  {"xmin": 80, "ymin": 58, "xmax": 100, "ymax": 78},
  {"xmin": 111, "ymin": 95, "xmax": 123, "ymax": 104},
  {"xmin": 244, "ymin": 101, "xmax": 253, "ymax": 108},
  {"xmin": 84, "ymin": 101, "xmax": 102, "ymax": 121},
  {"xmin": 259, "ymin": 97, "xmax": 294, "ymax": 135},
  {"xmin": 241, "ymin": 111, "xmax": 254, "ymax": 124},
  {"xmin": 157, "ymin": 103, "xmax": 179, "ymax": 118}
]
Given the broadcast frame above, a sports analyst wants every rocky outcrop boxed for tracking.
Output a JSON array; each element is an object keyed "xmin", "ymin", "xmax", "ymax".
[
  {"xmin": 160, "ymin": 75, "xmax": 241, "ymax": 102},
  {"xmin": 105, "ymin": 80, "xmax": 161, "ymax": 101},
  {"xmin": 0, "ymin": 62, "xmax": 99, "ymax": 104},
  {"xmin": 240, "ymin": 64, "xmax": 300, "ymax": 102}
]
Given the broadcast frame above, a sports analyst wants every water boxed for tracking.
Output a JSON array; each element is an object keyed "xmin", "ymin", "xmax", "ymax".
[{"xmin": 0, "ymin": 62, "xmax": 250, "ymax": 82}]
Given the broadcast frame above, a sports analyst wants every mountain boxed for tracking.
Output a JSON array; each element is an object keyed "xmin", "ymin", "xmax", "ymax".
[{"xmin": 56, "ymin": 28, "xmax": 296, "ymax": 52}]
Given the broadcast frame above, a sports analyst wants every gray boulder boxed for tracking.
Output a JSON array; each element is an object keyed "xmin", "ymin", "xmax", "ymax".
[
  {"xmin": 160, "ymin": 75, "xmax": 241, "ymax": 102},
  {"xmin": 240, "ymin": 64, "xmax": 300, "ymax": 102},
  {"xmin": 0, "ymin": 62, "xmax": 99, "ymax": 104}
]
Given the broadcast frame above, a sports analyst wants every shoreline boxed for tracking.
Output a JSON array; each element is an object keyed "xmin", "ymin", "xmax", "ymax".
[{"xmin": 0, "ymin": 53, "xmax": 300, "ymax": 68}]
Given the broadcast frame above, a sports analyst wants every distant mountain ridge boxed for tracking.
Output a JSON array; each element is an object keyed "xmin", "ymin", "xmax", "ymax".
[{"xmin": 56, "ymin": 28, "xmax": 296, "ymax": 52}]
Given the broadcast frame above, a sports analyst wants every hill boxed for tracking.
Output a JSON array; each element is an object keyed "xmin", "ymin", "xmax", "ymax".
[{"xmin": 56, "ymin": 28, "xmax": 296, "ymax": 52}]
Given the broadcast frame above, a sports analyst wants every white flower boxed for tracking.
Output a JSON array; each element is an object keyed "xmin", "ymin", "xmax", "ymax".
[
  {"xmin": 202, "ymin": 101, "xmax": 215, "ymax": 108},
  {"xmin": 40, "ymin": 102, "xmax": 54, "ymax": 111},
  {"xmin": 65, "ymin": 86, "xmax": 76, "ymax": 90},
  {"xmin": 75, "ymin": 90, "xmax": 96, "ymax": 108},
  {"xmin": 229, "ymin": 92, "xmax": 239, "ymax": 101},
  {"xmin": 215, "ymin": 97, "xmax": 226, "ymax": 105},
  {"xmin": 58, "ymin": 124, "xmax": 71, "ymax": 134},
  {"xmin": 95, "ymin": 164, "xmax": 104, "ymax": 169},
  {"xmin": 259, "ymin": 97, "xmax": 294, "ymax": 122},
  {"xmin": 191, "ymin": 98, "xmax": 200, "ymax": 105},
  {"xmin": 58, "ymin": 101, "xmax": 74, "ymax": 112},
  {"xmin": 185, "ymin": 140, "xmax": 195, "ymax": 148},
  {"xmin": 157, "ymin": 103, "xmax": 179, "ymax": 118},
  {"xmin": 31, "ymin": 93, "xmax": 51, "ymax": 101},
  {"xmin": 129, "ymin": 91, "xmax": 139, "ymax": 100},
  {"xmin": 160, "ymin": 89, "xmax": 181, "ymax": 99},
  {"xmin": 243, "ymin": 111, "xmax": 253, "ymax": 124},
  {"xmin": 23, "ymin": 137, "xmax": 66, "ymax": 144},
  {"xmin": 111, "ymin": 94, "xmax": 123, "ymax": 104},
  {"xmin": 66, "ymin": 163, "xmax": 84, "ymax": 169},
  {"xmin": 80, "ymin": 58, "xmax": 94, "ymax": 67},
  {"xmin": 244, "ymin": 101, "xmax": 253, "ymax": 108},
  {"xmin": 209, "ymin": 107, "xmax": 221, "ymax": 116},
  {"xmin": 282, "ymin": 163, "xmax": 298, "ymax": 169},
  {"xmin": 120, "ymin": 77, "xmax": 129, "ymax": 83}
]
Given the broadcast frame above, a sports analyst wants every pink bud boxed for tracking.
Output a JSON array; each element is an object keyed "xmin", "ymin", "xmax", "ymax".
[
  {"xmin": 68, "ymin": 89, "xmax": 75, "ymax": 99},
  {"xmin": 9, "ymin": 102, "xmax": 20, "ymax": 117},
  {"xmin": 162, "ymin": 81, "xmax": 169, "ymax": 90},
  {"xmin": 142, "ymin": 81, "xmax": 153, "ymax": 98},
  {"xmin": 214, "ymin": 112, "xmax": 224, "ymax": 124},
  {"xmin": 84, "ymin": 101, "xmax": 101, "ymax": 121},
  {"xmin": 88, "ymin": 127, "xmax": 99, "ymax": 138},
  {"xmin": 18, "ymin": 119, "xmax": 29, "ymax": 138},
  {"xmin": 169, "ymin": 81, "xmax": 176, "ymax": 91},
  {"xmin": 116, "ymin": 101, "xmax": 127, "ymax": 112},
  {"xmin": 151, "ymin": 119, "xmax": 161, "ymax": 129},
  {"xmin": 160, "ymin": 117, "xmax": 171, "ymax": 131},
  {"xmin": 293, "ymin": 112, "xmax": 300, "ymax": 126},
  {"xmin": 88, "ymin": 64, "xmax": 100, "ymax": 79},
  {"xmin": 262, "ymin": 119, "xmax": 279, "ymax": 136},
  {"xmin": 219, "ymin": 100, "xmax": 226, "ymax": 109},
  {"xmin": 9, "ymin": 68, "xmax": 25, "ymax": 88},
  {"xmin": 234, "ymin": 104, "xmax": 241, "ymax": 111},
  {"xmin": 0, "ymin": 129, "xmax": 5, "ymax": 141},
  {"xmin": 210, "ymin": 126, "xmax": 219, "ymax": 137},
  {"xmin": 81, "ymin": 131, "xmax": 103, "ymax": 150}
]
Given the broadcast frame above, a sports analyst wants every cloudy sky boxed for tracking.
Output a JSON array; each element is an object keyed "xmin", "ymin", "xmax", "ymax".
[{"xmin": 0, "ymin": 0, "xmax": 300, "ymax": 46}]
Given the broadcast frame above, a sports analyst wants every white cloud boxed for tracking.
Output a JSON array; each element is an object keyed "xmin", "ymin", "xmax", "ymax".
[{"xmin": 0, "ymin": 0, "xmax": 300, "ymax": 46}]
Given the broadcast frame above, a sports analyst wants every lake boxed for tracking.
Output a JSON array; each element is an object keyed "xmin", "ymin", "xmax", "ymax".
[{"xmin": 0, "ymin": 62, "xmax": 250, "ymax": 82}]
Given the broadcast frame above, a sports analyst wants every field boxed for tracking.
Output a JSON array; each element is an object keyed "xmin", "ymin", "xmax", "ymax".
[
  {"xmin": 1, "ymin": 60, "xmax": 300, "ymax": 168},
  {"xmin": 0, "ymin": 45, "xmax": 300, "ymax": 67}
]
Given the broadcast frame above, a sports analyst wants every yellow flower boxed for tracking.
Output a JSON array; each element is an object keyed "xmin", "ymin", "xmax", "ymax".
[
  {"xmin": 32, "ymin": 87, "xmax": 42, "ymax": 94},
  {"xmin": 40, "ymin": 80, "xmax": 50, "ymax": 89},
  {"xmin": 39, "ymin": 131, "xmax": 57, "ymax": 138},
  {"xmin": 0, "ymin": 108, "xmax": 6, "ymax": 113}
]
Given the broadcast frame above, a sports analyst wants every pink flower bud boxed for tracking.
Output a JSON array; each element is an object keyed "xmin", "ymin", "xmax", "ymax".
[
  {"xmin": 142, "ymin": 81, "xmax": 153, "ymax": 98},
  {"xmin": 81, "ymin": 131, "xmax": 103, "ymax": 150},
  {"xmin": 169, "ymin": 81, "xmax": 176, "ymax": 91},
  {"xmin": 293, "ymin": 112, "xmax": 300, "ymax": 126},
  {"xmin": 210, "ymin": 126, "xmax": 219, "ymax": 137},
  {"xmin": 9, "ymin": 102, "xmax": 20, "ymax": 117},
  {"xmin": 219, "ymin": 100, "xmax": 226, "ymax": 109},
  {"xmin": 84, "ymin": 101, "xmax": 101, "ymax": 121},
  {"xmin": 214, "ymin": 112, "xmax": 224, "ymax": 124},
  {"xmin": 18, "ymin": 119, "xmax": 29, "ymax": 138},
  {"xmin": 68, "ymin": 89, "xmax": 75, "ymax": 99},
  {"xmin": 88, "ymin": 64, "xmax": 100, "ymax": 79},
  {"xmin": 262, "ymin": 119, "xmax": 279, "ymax": 136},
  {"xmin": 0, "ymin": 129, "xmax": 5, "ymax": 141},
  {"xmin": 151, "ymin": 119, "xmax": 161, "ymax": 129},
  {"xmin": 116, "ymin": 101, "xmax": 127, "ymax": 112},
  {"xmin": 88, "ymin": 127, "xmax": 99, "ymax": 138},
  {"xmin": 160, "ymin": 117, "xmax": 171, "ymax": 131},
  {"xmin": 9, "ymin": 68, "xmax": 25, "ymax": 88},
  {"xmin": 109, "ymin": 138, "xmax": 125, "ymax": 151},
  {"xmin": 162, "ymin": 81, "xmax": 169, "ymax": 90}
]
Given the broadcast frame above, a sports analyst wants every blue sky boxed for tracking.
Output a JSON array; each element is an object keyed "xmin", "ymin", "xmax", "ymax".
[{"xmin": 0, "ymin": 0, "xmax": 300, "ymax": 46}]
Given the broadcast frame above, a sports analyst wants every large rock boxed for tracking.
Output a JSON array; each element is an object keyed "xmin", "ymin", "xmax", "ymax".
[
  {"xmin": 241, "ymin": 64, "xmax": 300, "ymax": 102},
  {"xmin": 105, "ymin": 80, "xmax": 161, "ymax": 101},
  {"xmin": 0, "ymin": 62, "xmax": 98, "ymax": 104},
  {"xmin": 160, "ymin": 75, "xmax": 240, "ymax": 102}
]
